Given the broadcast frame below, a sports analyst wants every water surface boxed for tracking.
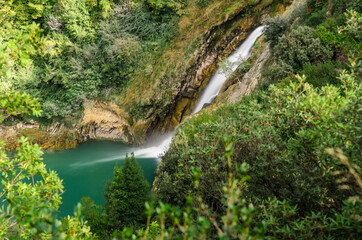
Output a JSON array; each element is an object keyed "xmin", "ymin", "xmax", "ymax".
[{"xmin": 43, "ymin": 141, "xmax": 158, "ymax": 217}]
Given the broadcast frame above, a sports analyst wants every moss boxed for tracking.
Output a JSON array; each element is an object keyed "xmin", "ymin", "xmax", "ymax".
[{"xmin": 131, "ymin": 121, "xmax": 150, "ymax": 145}]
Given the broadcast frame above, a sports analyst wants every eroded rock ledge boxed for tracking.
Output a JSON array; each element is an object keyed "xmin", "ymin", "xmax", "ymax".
[{"xmin": 1, "ymin": 100, "xmax": 134, "ymax": 150}]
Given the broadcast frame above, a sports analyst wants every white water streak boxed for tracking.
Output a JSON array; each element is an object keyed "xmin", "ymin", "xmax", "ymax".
[
  {"xmin": 192, "ymin": 26, "xmax": 265, "ymax": 114},
  {"xmin": 132, "ymin": 26, "xmax": 265, "ymax": 161},
  {"xmin": 76, "ymin": 26, "xmax": 265, "ymax": 166}
]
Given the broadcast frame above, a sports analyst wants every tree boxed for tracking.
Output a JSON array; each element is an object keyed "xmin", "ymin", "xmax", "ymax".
[
  {"xmin": 104, "ymin": 153, "xmax": 150, "ymax": 230},
  {"xmin": 0, "ymin": 90, "xmax": 95, "ymax": 239},
  {"xmin": 80, "ymin": 196, "xmax": 107, "ymax": 238}
]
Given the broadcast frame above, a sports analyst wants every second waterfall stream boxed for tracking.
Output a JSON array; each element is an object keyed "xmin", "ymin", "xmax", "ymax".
[{"xmin": 134, "ymin": 26, "xmax": 265, "ymax": 160}]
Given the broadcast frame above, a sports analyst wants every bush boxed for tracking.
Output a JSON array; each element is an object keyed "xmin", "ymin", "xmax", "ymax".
[
  {"xmin": 145, "ymin": 0, "xmax": 186, "ymax": 15},
  {"xmin": 196, "ymin": 0, "xmax": 213, "ymax": 8},
  {"xmin": 316, "ymin": 17, "xmax": 344, "ymax": 46},
  {"xmin": 273, "ymin": 25, "xmax": 333, "ymax": 70},
  {"xmin": 263, "ymin": 16, "xmax": 289, "ymax": 47},
  {"xmin": 56, "ymin": 0, "xmax": 95, "ymax": 42},
  {"xmin": 154, "ymin": 71, "xmax": 361, "ymax": 221},
  {"xmin": 300, "ymin": 61, "xmax": 340, "ymax": 87},
  {"xmin": 263, "ymin": 60, "xmax": 294, "ymax": 84},
  {"xmin": 112, "ymin": 3, "xmax": 178, "ymax": 43},
  {"xmin": 80, "ymin": 196, "xmax": 107, "ymax": 238},
  {"xmin": 305, "ymin": 8, "xmax": 327, "ymax": 26}
]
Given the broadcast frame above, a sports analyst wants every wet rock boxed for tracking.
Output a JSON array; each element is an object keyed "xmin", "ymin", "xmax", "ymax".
[{"xmin": 226, "ymin": 44, "xmax": 271, "ymax": 104}]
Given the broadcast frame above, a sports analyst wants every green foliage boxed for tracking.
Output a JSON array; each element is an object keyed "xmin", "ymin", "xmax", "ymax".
[
  {"xmin": 0, "ymin": 0, "xmax": 179, "ymax": 121},
  {"xmin": 300, "ymin": 61, "xmax": 340, "ymax": 87},
  {"xmin": 86, "ymin": 0, "xmax": 113, "ymax": 20},
  {"xmin": 264, "ymin": 24, "xmax": 334, "ymax": 84},
  {"xmin": 263, "ymin": 16, "xmax": 289, "ymax": 47},
  {"xmin": 305, "ymin": 7, "xmax": 327, "ymax": 27},
  {"xmin": 258, "ymin": 197, "xmax": 361, "ymax": 239},
  {"xmin": 0, "ymin": 88, "xmax": 96, "ymax": 239},
  {"xmin": 349, "ymin": 0, "xmax": 362, "ymax": 13},
  {"xmin": 316, "ymin": 9, "xmax": 362, "ymax": 56},
  {"xmin": 80, "ymin": 196, "xmax": 107, "ymax": 238},
  {"xmin": 145, "ymin": 0, "xmax": 185, "ymax": 15},
  {"xmin": 114, "ymin": 3, "xmax": 178, "ymax": 43},
  {"xmin": 0, "ymin": 137, "xmax": 63, "ymax": 238},
  {"xmin": 195, "ymin": 0, "xmax": 212, "ymax": 8},
  {"xmin": 0, "ymin": 22, "xmax": 44, "ymax": 77},
  {"xmin": 0, "ymin": 89, "xmax": 42, "ymax": 122},
  {"xmin": 264, "ymin": 1, "xmax": 361, "ymax": 86},
  {"xmin": 274, "ymin": 25, "xmax": 333, "ymax": 69},
  {"xmin": 340, "ymin": 9, "xmax": 362, "ymax": 37},
  {"xmin": 154, "ymin": 69, "xmax": 361, "ymax": 239},
  {"xmin": 337, "ymin": 9, "xmax": 362, "ymax": 54},
  {"xmin": 316, "ymin": 17, "xmax": 345, "ymax": 46},
  {"xmin": 262, "ymin": 60, "xmax": 294, "ymax": 84},
  {"xmin": 56, "ymin": 0, "xmax": 95, "ymax": 42},
  {"xmin": 115, "ymin": 146, "xmax": 266, "ymax": 239},
  {"xmin": 0, "ymin": 0, "xmax": 51, "ymax": 25},
  {"xmin": 258, "ymin": 148, "xmax": 362, "ymax": 239},
  {"xmin": 104, "ymin": 154, "xmax": 150, "ymax": 230}
]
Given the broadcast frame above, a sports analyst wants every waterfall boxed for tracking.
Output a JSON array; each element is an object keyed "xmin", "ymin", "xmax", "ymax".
[
  {"xmin": 134, "ymin": 26, "xmax": 265, "ymax": 160},
  {"xmin": 192, "ymin": 26, "xmax": 265, "ymax": 114}
]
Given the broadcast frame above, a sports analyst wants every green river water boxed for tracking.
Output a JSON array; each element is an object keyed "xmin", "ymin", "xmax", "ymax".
[{"xmin": 43, "ymin": 141, "xmax": 159, "ymax": 217}]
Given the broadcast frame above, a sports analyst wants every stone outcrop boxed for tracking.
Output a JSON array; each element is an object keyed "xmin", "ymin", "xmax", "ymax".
[
  {"xmin": 0, "ymin": 100, "xmax": 134, "ymax": 150},
  {"xmin": 224, "ymin": 44, "xmax": 271, "ymax": 104},
  {"xmin": 79, "ymin": 101, "xmax": 134, "ymax": 143}
]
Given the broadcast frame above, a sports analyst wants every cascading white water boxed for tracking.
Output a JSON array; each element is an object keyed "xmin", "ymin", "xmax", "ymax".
[
  {"xmin": 192, "ymin": 26, "xmax": 265, "ymax": 113},
  {"xmin": 134, "ymin": 26, "xmax": 265, "ymax": 160}
]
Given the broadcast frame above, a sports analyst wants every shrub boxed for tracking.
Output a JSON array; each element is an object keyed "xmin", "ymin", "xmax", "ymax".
[
  {"xmin": 273, "ymin": 25, "xmax": 333, "ymax": 70},
  {"xmin": 145, "ymin": 0, "xmax": 186, "ymax": 16},
  {"xmin": 263, "ymin": 16, "xmax": 289, "ymax": 47},
  {"xmin": 316, "ymin": 17, "xmax": 344, "ymax": 46},
  {"xmin": 56, "ymin": 0, "xmax": 95, "ymax": 42},
  {"xmin": 154, "ymin": 71, "xmax": 361, "ymax": 220},
  {"xmin": 263, "ymin": 60, "xmax": 294, "ymax": 84},
  {"xmin": 300, "ymin": 61, "xmax": 340, "ymax": 87},
  {"xmin": 115, "ymin": 147, "xmax": 266, "ymax": 239},
  {"xmin": 0, "ymin": 94, "xmax": 96, "ymax": 239},
  {"xmin": 305, "ymin": 8, "xmax": 327, "ymax": 26},
  {"xmin": 80, "ymin": 196, "xmax": 107, "ymax": 238}
]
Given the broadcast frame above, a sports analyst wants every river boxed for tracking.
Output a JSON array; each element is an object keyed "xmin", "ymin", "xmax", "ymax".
[{"xmin": 44, "ymin": 141, "xmax": 158, "ymax": 216}]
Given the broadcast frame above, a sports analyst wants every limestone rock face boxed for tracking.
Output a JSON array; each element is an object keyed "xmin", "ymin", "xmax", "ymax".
[
  {"xmin": 0, "ymin": 121, "xmax": 39, "ymax": 145},
  {"xmin": 0, "ymin": 101, "xmax": 135, "ymax": 150},
  {"xmin": 79, "ymin": 101, "xmax": 134, "ymax": 143}
]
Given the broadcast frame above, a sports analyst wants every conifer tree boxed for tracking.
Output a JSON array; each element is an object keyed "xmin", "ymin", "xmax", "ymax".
[{"xmin": 104, "ymin": 153, "xmax": 150, "ymax": 230}]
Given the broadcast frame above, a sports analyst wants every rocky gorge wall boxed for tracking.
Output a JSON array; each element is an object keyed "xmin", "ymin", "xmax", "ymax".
[
  {"xmin": 141, "ymin": 0, "xmax": 292, "ymax": 136},
  {"xmin": 1, "ymin": 0, "xmax": 293, "ymax": 150},
  {"xmin": 0, "ymin": 100, "xmax": 134, "ymax": 150}
]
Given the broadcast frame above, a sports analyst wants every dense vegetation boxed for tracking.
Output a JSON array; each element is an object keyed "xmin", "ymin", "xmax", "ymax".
[
  {"xmin": 0, "ymin": 0, "xmax": 181, "ymax": 122},
  {"xmin": 0, "ymin": 90, "xmax": 96, "ymax": 238},
  {"xmin": 152, "ymin": 0, "xmax": 362, "ymax": 239},
  {"xmin": 0, "ymin": 0, "xmax": 361, "ymax": 239},
  {"xmin": 262, "ymin": 0, "xmax": 361, "ymax": 88},
  {"xmin": 81, "ymin": 154, "xmax": 150, "ymax": 237}
]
